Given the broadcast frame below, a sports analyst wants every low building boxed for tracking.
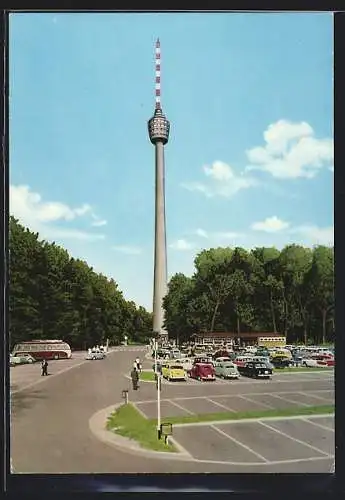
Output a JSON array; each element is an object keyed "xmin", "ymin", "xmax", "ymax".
[{"xmin": 190, "ymin": 331, "xmax": 284, "ymax": 347}]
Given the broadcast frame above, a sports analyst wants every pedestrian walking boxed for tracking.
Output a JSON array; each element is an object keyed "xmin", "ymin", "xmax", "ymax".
[
  {"xmin": 135, "ymin": 356, "xmax": 141, "ymax": 372},
  {"xmin": 41, "ymin": 359, "xmax": 48, "ymax": 376},
  {"xmin": 130, "ymin": 366, "xmax": 139, "ymax": 390}
]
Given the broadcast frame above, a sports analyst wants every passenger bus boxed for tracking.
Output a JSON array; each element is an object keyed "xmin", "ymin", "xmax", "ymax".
[
  {"xmin": 12, "ymin": 340, "xmax": 72, "ymax": 360},
  {"xmin": 257, "ymin": 336, "xmax": 286, "ymax": 348}
]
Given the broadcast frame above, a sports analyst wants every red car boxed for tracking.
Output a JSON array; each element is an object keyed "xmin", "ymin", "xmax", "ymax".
[
  {"xmin": 189, "ymin": 362, "xmax": 216, "ymax": 381},
  {"xmin": 314, "ymin": 355, "xmax": 335, "ymax": 367}
]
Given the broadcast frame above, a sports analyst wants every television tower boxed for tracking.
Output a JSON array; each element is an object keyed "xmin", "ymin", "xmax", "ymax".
[{"xmin": 148, "ymin": 38, "xmax": 170, "ymax": 341}]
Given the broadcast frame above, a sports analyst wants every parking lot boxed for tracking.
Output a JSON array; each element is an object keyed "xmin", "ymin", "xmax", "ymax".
[
  {"xmin": 171, "ymin": 415, "xmax": 334, "ymax": 467},
  {"xmin": 134, "ymin": 388, "xmax": 334, "ymax": 418},
  {"xmin": 132, "ymin": 370, "xmax": 334, "ymax": 469}
]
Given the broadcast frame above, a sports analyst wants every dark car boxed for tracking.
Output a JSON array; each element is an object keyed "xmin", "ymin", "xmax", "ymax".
[
  {"xmin": 271, "ymin": 356, "xmax": 293, "ymax": 369},
  {"xmin": 238, "ymin": 362, "xmax": 272, "ymax": 379}
]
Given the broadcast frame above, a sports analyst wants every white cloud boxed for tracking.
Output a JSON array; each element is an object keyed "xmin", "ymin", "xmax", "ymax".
[
  {"xmin": 112, "ymin": 245, "xmax": 142, "ymax": 255},
  {"xmin": 195, "ymin": 228, "xmax": 208, "ymax": 238},
  {"xmin": 10, "ymin": 184, "xmax": 105, "ymax": 241},
  {"xmin": 251, "ymin": 216, "xmax": 290, "ymax": 233},
  {"xmin": 91, "ymin": 219, "xmax": 107, "ymax": 227},
  {"xmin": 246, "ymin": 120, "xmax": 333, "ymax": 179},
  {"xmin": 290, "ymin": 225, "xmax": 334, "ymax": 246},
  {"xmin": 169, "ymin": 239, "xmax": 194, "ymax": 251},
  {"xmin": 182, "ymin": 161, "xmax": 257, "ymax": 198}
]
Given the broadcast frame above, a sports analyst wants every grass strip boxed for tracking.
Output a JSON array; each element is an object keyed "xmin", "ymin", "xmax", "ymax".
[
  {"xmin": 273, "ymin": 367, "xmax": 334, "ymax": 373},
  {"xmin": 151, "ymin": 404, "xmax": 334, "ymax": 426},
  {"xmin": 106, "ymin": 403, "xmax": 177, "ymax": 453},
  {"xmin": 139, "ymin": 371, "xmax": 156, "ymax": 382}
]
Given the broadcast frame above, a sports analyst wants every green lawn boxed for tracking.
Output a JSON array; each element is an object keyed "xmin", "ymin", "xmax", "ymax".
[
  {"xmin": 140, "ymin": 371, "xmax": 156, "ymax": 382},
  {"xmin": 152, "ymin": 404, "xmax": 334, "ymax": 426},
  {"xmin": 106, "ymin": 403, "xmax": 177, "ymax": 453},
  {"xmin": 273, "ymin": 366, "xmax": 334, "ymax": 373}
]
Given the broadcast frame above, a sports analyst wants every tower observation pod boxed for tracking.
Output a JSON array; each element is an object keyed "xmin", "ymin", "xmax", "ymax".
[{"xmin": 148, "ymin": 38, "xmax": 170, "ymax": 341}]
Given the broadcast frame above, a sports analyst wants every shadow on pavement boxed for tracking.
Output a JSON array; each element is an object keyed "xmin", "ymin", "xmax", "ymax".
[{"xmin": 10, "ymin": 388, "xmax": 47, "ymax": 416}]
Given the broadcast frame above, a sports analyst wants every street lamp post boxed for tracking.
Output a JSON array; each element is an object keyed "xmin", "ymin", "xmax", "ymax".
[{"xmin": 153, "ymin": 339, "xmax": 161, "ymax": 439}]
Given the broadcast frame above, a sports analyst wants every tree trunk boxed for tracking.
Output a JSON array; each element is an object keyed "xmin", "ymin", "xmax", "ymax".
[
  {"xmin": 303, "ymin": 326, "xmax": 307, "ymax": 346},
  {"xmin": 270, "ymin": 289, "xmax": 277, "ymax": 332},
  {"xmin": 236, "ymin": 314, "xmax": 241, "ymax": 335},
  {"xmin": 209, "ymin": 300, "xmax": 220, "ymax": 333},
  {"xmin": 322, "ymin": 309, "xmax": 327, "ymax": 344},
  {"xmin": 281, "ymin": 286, "xmax": 288, "ymax": 336}
]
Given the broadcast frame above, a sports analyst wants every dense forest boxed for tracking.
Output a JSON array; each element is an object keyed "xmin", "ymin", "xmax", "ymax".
[
  {"xmin": 9, "ymin": 217, "xmax": 334, "ymax": 349},
  {"xmin": 163, "ymin": 245, "xmax": 334, "ymax": 345},
  {"xmin": 9, "ymin": 217, "xmax": 153, "ymax": 349}
]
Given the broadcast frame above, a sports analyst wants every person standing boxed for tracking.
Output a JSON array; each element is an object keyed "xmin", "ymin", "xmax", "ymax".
[
  {"xmin": 41, "ymin": 359, "xmax": 48, "ymax": 376},
  {"xmin": 130, "ymin": 365, "xmax": 139, "ymax": 390},
  {"xmin": 135, "ymin": 356, "xmax": 141, "ymax": 372}
]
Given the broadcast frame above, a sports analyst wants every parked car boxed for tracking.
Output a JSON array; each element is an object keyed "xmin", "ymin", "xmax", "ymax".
[
  {"xmin": 86, "ymin": 352, "xmax": 105, "ymax": 360},
  {"xmin": 193, "ymin": 356, "xmax": 214, "ymax": 366},
  {"xmin": 169, "ymin": 349, "xmax": 181, "ymax": 359},
  {"xmin": 253, "ymin": 356, "xmax": 274, "ymax": 369},
  {"xmin": 10, "ymin": 354, "xmax": 36, "ymax": 365},
  {"xmin": 175, "ymin": 358, "xmax": 193, "ymax": 372},
  {"xmin": 189, "ymin": 362, "xmax": 216, "ymax": 381},
  {"xmin": 270, "ymin": 356, "xmax": 293, "ymax": 369},
  {"xmin": 302, "ymin": 355, "xmax": 335, "ymax": 368},
  {"xmin": 214, "ymin": 361, "xmax": 239, "ymax": 379},
  {"xmin": 238, "ymin": 361, "xmax": 273, "ymax": 379},
  {"xmin": 271, "ymin": 349, "xmax": 292, "ymax": 360},
  {"xmin": 161, "ymin": 363, "xmax": 187, "ymax": 381},
  {"xmin": 214, "ymin": 356, "xmax": 232, "ymax": 364},
  {"xmin": 234, "ymin": 355, "xmax": 254, "ymax": 368}
]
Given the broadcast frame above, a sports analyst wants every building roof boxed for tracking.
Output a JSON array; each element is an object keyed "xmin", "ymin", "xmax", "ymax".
[{"xmin": 191, "ymin": 332, "xmax": 282, "ymax": 339}]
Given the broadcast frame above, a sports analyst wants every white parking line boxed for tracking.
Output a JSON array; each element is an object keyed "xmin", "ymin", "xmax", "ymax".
[
  {"xmin": 210, "ymin": 424, "xmax": 269, "ymax": 463},
  {"xmin": 173, "ymin": 413, "xmax": 335, "ymax": 428},
  {"xmin": 132, "ymin": 403, "xmax": 148, "ymax": 419},
  {"xmin": 301, "ymin": 418, "xmax": 335, "ymax": 432},
  {"xmin": 207, "ymin": 398, "xmax": 235, "ymax": 412},
  {"xmin": 169, "ymin": 400, "xmax": 195, "ymax": 415},
  {"xmin": 134, "ymin": 389, "xmax": 335, "ymax": 406},
  {"xmin": 300, "ymin": 391, "xmax": 333, "ymax": 402},
  {"xmin": 270, "ymin": 393, "xmax": 311, "ymax": 407},
  {"xmin": 258, "ymin": 420, "xmax": 331, "ymax": 457},
  {"xmin": 239, "ymin": 395, "xmax": 275, "ymax": 409}
]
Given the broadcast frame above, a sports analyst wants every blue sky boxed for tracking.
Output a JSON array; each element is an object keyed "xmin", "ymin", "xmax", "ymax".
[{"xmin": 9, "ymin": 12, "xmax": 333, "ymax": 310}]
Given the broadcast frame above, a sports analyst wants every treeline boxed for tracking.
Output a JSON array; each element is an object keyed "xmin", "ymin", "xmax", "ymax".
[
  {"xmin": 163, "ymin": 245, "xmax": 334, "ymax": 345},
  {"xmin": 9, "ymin": 217, "xmax": 153, "ymax": 349}
]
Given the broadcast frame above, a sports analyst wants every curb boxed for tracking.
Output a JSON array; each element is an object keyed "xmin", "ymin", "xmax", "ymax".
[{"xmin": 88, "ymin": 403, "xmax": 193, "ymax": 461}]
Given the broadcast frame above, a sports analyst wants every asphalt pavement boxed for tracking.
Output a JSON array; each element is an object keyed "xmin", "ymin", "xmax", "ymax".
[{"xmin": 10, "ymin": 347, "xmax": 334, "ymax": 473}]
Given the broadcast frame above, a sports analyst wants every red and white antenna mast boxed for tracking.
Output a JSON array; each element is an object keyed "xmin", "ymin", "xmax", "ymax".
[{"xmin": 155, "ymin": 38, "xmax": 161, "ymax": 109}]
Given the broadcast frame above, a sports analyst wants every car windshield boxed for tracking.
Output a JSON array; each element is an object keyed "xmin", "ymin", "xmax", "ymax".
[
  {"xmin": 255, "ymin": 363, "xmax": 267, "ymax": 368},
  {"xmin": 171, "ymin": 365, "xmax": 183, "ymax": 370},
  {"xmin": 223, "ymin": 364, "xmax": 235, "ymax": 368}
]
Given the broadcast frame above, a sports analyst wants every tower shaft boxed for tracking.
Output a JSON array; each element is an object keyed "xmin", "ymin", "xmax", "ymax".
[
  {"xmin": 152, "ymin": 141, "xmax": 167, "ymax": 335},
  {"xmin": 148, "ymin": 38, "xmax": 170, "ymax": 340}
]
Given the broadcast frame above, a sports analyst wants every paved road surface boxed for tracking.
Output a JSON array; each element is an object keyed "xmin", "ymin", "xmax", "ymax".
[{"xmin": 11, "ymin": 348, "xmax": 334, "ymax": 473}]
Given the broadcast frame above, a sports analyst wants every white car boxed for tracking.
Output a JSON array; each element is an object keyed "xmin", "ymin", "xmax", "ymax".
[
  {"xmin": 86, "ymin": 352, "xmax": 106, "ymax": 360},
  {"xmin": 175, "ymin": 358, "xmax": 194, "ymax": 372},
  {"xmin": 301, "ymin": 356, "xmax": 320, "ymax": 367},
  {"xmin": 214, "ymin": 356, "xmax": 232, "ymax": 363},
  {"xmin": 10, "ymin": 354, "xmax": 36, "ymax": 365}
]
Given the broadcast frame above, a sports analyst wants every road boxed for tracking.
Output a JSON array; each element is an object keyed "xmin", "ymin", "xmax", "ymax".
[{"xmin": 10, "ymin": 347, "xmax": 334, "ymax": 473}]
